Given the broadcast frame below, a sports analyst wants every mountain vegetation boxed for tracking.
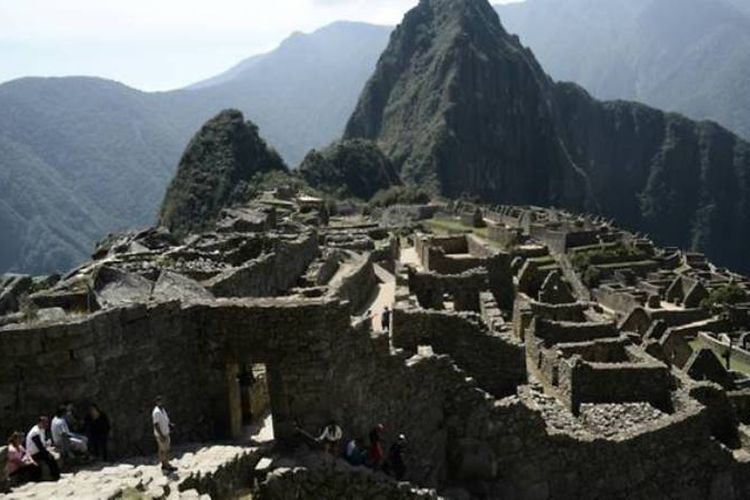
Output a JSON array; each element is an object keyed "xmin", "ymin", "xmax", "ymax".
[
  {"xmin": 298, "ymin": 139, "xmax": 400, "ymax": 199},
  {"xmin": 4, "ymin": 1, "xmax": 750, "ymax": 274},
  {"xmin": 160, "ymin": 110, "xmax": 287, "ymax": 236},
  {"xmin": 0, "ymin": 22, "xmax": 390, "ymax": 274},
  {"xmin": 345, "ymin": 0, "xmax": 750, "ymax": 272},
  {"xmin": 497, "ymin": 0, "xmax": 750, "ymax": 140}
]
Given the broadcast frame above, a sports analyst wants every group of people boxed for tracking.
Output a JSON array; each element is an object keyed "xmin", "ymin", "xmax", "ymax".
[
  {"xmin": 316, "ymin": 421, "xmax": 408, "ymax": 481},
  {"xmin": 5, "ymin": 403, "xmax": 110, "ymax": 485},
  {"xmin": 4, "ymin": 395, "xmax": 179, "ymax": 487}
]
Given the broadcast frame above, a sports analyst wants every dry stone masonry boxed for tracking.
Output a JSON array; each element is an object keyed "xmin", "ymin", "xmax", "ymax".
[{"xmin": 3, "ymin": 195, "xmax": 750, "ymax": 498}]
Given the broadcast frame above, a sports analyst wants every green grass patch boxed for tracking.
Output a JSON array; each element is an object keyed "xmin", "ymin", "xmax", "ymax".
[
  {"xmin": 689, "ymin": 339, "xmax": 750, "ymax": 376},
  {"xmin": 423, "ymin": 217, "xmax": 488, "ymax": 238}
]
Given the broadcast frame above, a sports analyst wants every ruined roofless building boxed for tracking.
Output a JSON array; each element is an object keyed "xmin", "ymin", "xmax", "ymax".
[{"xmin": 1, "ymin": 198, "xmax": 750, "ymax": 498}]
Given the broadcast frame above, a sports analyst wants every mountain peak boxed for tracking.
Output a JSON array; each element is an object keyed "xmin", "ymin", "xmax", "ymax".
[
  {"xmin": 159, "ymin": 109, "xmax": 287, "ymax": 236},
  {"xmin": 345, "ymin": 0, "xmax": 586, "ymax": 206}
]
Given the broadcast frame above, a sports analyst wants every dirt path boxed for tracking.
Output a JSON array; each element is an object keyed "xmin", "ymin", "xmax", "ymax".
[{"xmin": 358, "ymin": 264, "xmax": 396, "ymax": 332}]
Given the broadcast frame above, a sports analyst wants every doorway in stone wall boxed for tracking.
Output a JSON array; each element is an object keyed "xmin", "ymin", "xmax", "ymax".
[{"xmin": 226, "ymin": 362, "xmax": 274, "ymax": 444}]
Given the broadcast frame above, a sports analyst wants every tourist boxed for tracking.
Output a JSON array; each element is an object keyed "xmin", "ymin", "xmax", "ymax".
[
  {"xmin": 25, "ymin": 416, "xmax": 60, "ymax": 480},
  {"xmin": 5, "ymin": 431, "xmax": 41, "ymax": 484},
  {"xmin": 84, "ymin": 403, "xmax": 110, "ymax": 461},
  {"xmin": 381, "ymin": 306, "xmax": 391, "ymax": 333},
  {"xmin": 386, "ymin": 434, "xmax": 407, "ymax": 480},
  {"xmin": 64, "ymin": 402, "xmax": 82, "ymax": 432},
  {"xmin": 368, "ymin": 423, "xmax": 385, "ymax": 469},
  {"xmin": 344, "ymin": 436, "xmax": 367, "ymax": 466},
  {"xmin": 317, "ymin": 420, "xmax": 342, "ymax": 454},
  {"xmin": 51, "ymin": 405, "xmax": 88, "ymax": 459},
  {"xmin": 152, "ymin": 396, "xmax": 176, "ymax": 472}
]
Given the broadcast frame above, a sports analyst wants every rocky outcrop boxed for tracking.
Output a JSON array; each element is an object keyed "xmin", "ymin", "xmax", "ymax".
[
  {"xmin": 345, "ymin": 0, "xmax": 592, "ymax": 208},
  {"xmin": 0, "ymin": 274, "xmax": 31, "ymax": 315},
  {"xmin": 298, "ymin": 138, "xmax": 400, "ymax": 199},
  {"xmin": 159, "ymin": 109, "xmax": 288, "ymax": 237},
  {"xmin": 554, "ymin": 83, "xmax": 750, "ymax": 270},
  {"xmin": 345, "ymin": 0, "xmax": 750, "ymax": 271}
]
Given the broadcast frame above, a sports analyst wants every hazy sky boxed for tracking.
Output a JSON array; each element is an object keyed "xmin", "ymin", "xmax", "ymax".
[{"xmin": 0, "ymin": 0, "xmax": 521, "ymax": 91}]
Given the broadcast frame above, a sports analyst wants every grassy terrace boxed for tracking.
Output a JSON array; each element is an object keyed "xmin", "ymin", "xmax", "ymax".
[
  {"xmin": 689, "ymin": 339, "xmax": 750, "ymax": 376},
  {"xmin": 423, "ymin": 217, "xmax": 487, "ymax": 237}
]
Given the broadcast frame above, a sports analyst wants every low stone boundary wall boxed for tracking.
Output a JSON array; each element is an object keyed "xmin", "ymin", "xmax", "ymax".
[{"xmin": 256, "ymin": 462, "xmax": 441, "ymax": 500}]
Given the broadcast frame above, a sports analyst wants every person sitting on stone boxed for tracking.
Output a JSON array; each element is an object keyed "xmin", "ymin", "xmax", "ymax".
[
  {"xmin": 64, "ymin": 402, "xmax": 82, "ymax": 432},
  {"xmin": 317, "ymin": 420, "xmax": 342, "ymax": 455},
  {"xmin": 344, "ymin": 436, "xmax": 367, "ymax": 466},
  {"xmin": 51, "ymin": 405, "xmax": 88, "ymax": 460},
  {"xmin": 5, "ymin": 431, "xmax": 41, "ymax": 484},
  {"xmin": 25, "ymin": 416, "xmax": 60, "ymax": 480}
]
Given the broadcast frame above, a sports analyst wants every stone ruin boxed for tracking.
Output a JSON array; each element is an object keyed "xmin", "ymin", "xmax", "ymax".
[{"xmin": 2, "ymin": 197, "xmax": 750, "ymax": 498}]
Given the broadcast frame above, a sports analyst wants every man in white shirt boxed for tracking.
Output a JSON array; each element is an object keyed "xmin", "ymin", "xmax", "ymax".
[
  {"xmin": 51, "ymin": 405, "xmax": 87, "ymax": 459},
  {"xmin": 317, "ymin": 420, "xmax": 343, "ymax": 455},
  {"xmin": 26, "ymin": 416, "xmax": 60, "ymax": 480},
  {"xmin": 152, "ymin": 396, "xmax": 176, "ymax": 472}
]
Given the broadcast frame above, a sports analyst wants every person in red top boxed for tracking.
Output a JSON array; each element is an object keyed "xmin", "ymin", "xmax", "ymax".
[
  {"xmin": 5, "ymin": 431, "xmax": 41, "ymax": 484},
  {"xmin": 368, "ymin": 423, "xmax": 385, "ymax": 469}
]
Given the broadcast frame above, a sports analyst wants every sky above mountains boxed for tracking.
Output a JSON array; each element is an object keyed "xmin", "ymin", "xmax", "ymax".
[{"xmin": 0, "ymin": 0, "xmax": 520, "ymax": 91}]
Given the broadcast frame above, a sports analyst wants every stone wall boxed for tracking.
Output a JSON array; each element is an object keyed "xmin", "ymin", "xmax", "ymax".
[
  {"xmin": 205, "ymin": 232, "xmax": 318, "ymax": 297},
  {"xmin": 486, "ymin": 224, "xmax": 523, "ymax": 248},
  {"xmin": 594, "ymin": 284, "xmax": 648, "ymax": 313},
  {"xmin": 559, "ymin": 353, "xmax": 674, "ymax": 414},
  {"xmin": 472, "ymin": 390, "xmax": 750, "ymax": 500},
  {"xmin": 696, "ymin": 332, "xmax": 750, "ymax": 373},
  {"xmin": 427, "ymin": 235, "xmax": 468, "ymax": 255},
  {"xmin": 0, "ymin": 297, "xmax": 357, "ymax": 458},
  {"xmin": 0, "ymin": 301, "xmax": 227, "ymax": 458},
  {"xmin": 256, "ymin": 460, "xmax": 440, "ymax": 499},
  {"xmin": 3, "ymin": 295, "xmax": 750, "ymax": 498},
  {"xmin": 468, "ymin": 236, "xmax": 514, "ymax": 309},
  {"xmin": 408, "ymin": 268, "xmax": 487, "ymax": 311},
  {"xmin": 392, "ymin": 307, "xmax": 526, "ymax": 398},
  {"xmin": 425, "ymin": 248, "xmax": 485, "ymax": 276},
  {"xmin": 329, "ymin": 253, "xmax": 378, "ymax": 313},
  {"xmin": 530, "ymin": 318, "xmax": 618, "ymax": 347}
]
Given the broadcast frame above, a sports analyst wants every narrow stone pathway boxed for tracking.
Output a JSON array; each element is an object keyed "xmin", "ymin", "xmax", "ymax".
[{"xmin": 362, "ymin": 264, "xmax": 396, "ymax": 332}]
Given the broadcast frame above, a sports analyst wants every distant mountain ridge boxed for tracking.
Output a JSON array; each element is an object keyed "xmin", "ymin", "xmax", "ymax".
[
  {"xmin": 497, "ymin": 0, "xmax": 750, "ymax": 140},
  {"xmin": 0, "ymin": 21, "xmax": 390, "ymax": 274},
  {"xmin": 345, "ymin": 0, "xmax": 750, "ymax": 271},
  {"xmin": 4, "ymin": 2, "xmax": 750, "ymax": 275}
]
